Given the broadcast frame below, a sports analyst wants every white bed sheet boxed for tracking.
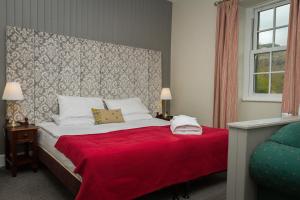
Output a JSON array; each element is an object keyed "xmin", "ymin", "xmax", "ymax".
[
  {"xmin": 38, "ymin": 118, "xmax": 170, "ymax": 138},
  {"xmin": 37, "ymin": 118, "xmax": 170, "ymax": 181}
]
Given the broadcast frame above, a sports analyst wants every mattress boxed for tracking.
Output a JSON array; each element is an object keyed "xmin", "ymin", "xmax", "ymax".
[
  {"xmin": 37, "ymin": 118, "xmax": 170, "ymax": 181},
  {"xmin": 38, "ymin": 127, "xmax": 82, "ymax": 181}
]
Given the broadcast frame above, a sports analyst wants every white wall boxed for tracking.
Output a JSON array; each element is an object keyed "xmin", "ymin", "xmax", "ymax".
[
  {"xmin": 170, "ymin": 0, "xmax": 216, "ymax": 126},
  {"xmin": 170, "ymin": 0, "xmax": 282, "ymax": 125}
]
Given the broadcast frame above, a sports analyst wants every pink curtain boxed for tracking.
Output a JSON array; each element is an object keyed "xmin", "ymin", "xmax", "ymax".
[
  {"xmin": 213, "ymin": 0, "xmax": 239, "ymax": 128},
  {"xmin": 282, "ymin": 0, "xmax": 300, "ymax": 115}
]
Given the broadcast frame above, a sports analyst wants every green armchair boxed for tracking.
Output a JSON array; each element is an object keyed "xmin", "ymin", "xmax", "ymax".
[{"xmin": 250, "ymin": 122, "xmax": 300, "ymax": 200}]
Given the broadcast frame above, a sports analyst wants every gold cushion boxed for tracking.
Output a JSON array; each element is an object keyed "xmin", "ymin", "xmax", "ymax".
[{"xmin": 91, "ymin": 108, "xmax": 124, "ymax": 125}]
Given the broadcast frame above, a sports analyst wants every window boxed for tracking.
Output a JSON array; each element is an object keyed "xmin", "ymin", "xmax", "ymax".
[{"xmin": 244, "ymin": 1, "xmax": 290, "ymax": 102}]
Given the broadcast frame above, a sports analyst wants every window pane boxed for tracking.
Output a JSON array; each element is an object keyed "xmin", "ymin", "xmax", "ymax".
[
  {"xmin": 272, "ymin": 51, "xmax": 286, "ymax": 71},
  {"xmin": 258, "ymin": 30, "xmax": 273, "ymax": 49},
  {"xmin": 275, "ymin": 27, "xmax": 288, "ymax": 47},
  {"xmin": 271, "ymin": 73, "xmax": 284, "ymax": 93},
  {"xmin": 259, "ymin": 9, "xmax": 274, "ymax": 30},
  {"xmin": 255, "ymin": 53, "xmax": 270, "ymax": 72},
  {"xmin": 276, "ymin": 4, "xmax": 290, "ymax": 27},
  {"xmin": 254, "ymin": 74, "xmax": 269, "ymax": 93}
]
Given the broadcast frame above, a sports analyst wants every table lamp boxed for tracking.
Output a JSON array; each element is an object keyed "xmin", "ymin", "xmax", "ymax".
[
  {"xmin": 160, "ymin": 88, "xmax": 172, "ymax": 117},
  {"xmin": 2, "ymin": 82, "xmax": 24, "ymax": 127}
]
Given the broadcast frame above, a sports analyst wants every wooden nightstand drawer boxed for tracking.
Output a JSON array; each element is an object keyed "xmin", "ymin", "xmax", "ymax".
[
  {"xmin": 4, "ymin": 124, "xmax": 38, "ymax": 177},
  {"xmin": 16, "ymin": 132, "xmax": 34, "ymax": 142}
]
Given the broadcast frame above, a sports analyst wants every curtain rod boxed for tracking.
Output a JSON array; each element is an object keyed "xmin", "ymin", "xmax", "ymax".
[{"xmin": 214, "ymin": 0, "xmax": 230, "ymax": 6}]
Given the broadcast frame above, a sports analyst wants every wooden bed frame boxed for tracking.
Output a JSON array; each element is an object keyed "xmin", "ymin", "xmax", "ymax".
[{"xmin": 38, "ymin": 147, "xmax": 80, "ymax": 195}]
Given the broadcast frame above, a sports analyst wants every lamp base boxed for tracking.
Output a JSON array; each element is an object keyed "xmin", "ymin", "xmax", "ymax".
[
  {"xmin": 162, "ymin": 100, "xmax": 170, "ymax": 118},
  {"xmin": 164, "ymin": 112, "xmax": 169, "ymax": 118},
  {"xmin": 7, "ymin": 120, "xmax": 20, "ymax": 128},
  {"xmin": 7, "ymin": 101, "xmax": 21, "ymax": 128}
]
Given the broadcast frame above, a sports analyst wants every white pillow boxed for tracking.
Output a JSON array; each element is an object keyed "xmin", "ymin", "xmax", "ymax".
[
  {"xmin": 52, "ymin": 115, "xmax": 94, "ymax": 126},
  {"xmin": 104, "ymin": 98, "xmax": 149, "ymax": 115},
  {"xmin": 58, "ymin": 95, "xmax": 105, "ymax": 119},
  {"xmin": 123, "ymin": 113, "xmax": 153, "ymax": 122}
]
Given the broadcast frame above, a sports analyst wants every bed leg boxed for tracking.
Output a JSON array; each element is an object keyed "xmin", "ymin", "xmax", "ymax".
[
  {"xmin": 182, "ymin": 182, "xmax": 191, "ymax": 199},
  {"xmin": 172, "ymin": 185, "xmax": 181, "ymax": 200},
  {"xmin": 172, "ymin": 195, "xmax": 180, "ymax": 200}
]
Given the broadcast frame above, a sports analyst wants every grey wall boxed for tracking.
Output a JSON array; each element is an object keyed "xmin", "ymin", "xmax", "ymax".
[{"xmin": 0, "ymin": 0, "xmax": 172, "ymax": 154}]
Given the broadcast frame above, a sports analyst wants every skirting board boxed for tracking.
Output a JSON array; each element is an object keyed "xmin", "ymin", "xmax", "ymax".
[{"xmin": 0, "ymin": 154, "xmax": 4, "ymax": 168}]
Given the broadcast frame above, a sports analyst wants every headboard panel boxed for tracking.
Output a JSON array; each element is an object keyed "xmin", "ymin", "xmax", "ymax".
[
  {"xmin": 6, "ymin": 26, "xmax": 162, "ymax": 123},
  {"xmin": 6, "ymin": 27, "xmax": 35, "ymax": 122},
  {"xmin": 80, "ymin": 39, "xmax": 101, "ymax": 97}
]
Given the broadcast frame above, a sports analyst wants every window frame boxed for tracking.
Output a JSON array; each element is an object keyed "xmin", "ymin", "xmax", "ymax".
[{"xmin": 243, "ymin": 0, "xmax": 290, "ymax": 102}]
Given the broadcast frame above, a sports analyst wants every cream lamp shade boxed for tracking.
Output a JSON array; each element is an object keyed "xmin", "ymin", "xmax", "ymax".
[
  {"xmin": 2, "ymin": 82, "xmax": 24, "ymax": 101},
  {"xmin": 160, "ymin": 88, "xmax": 172, "ymax": 100}
]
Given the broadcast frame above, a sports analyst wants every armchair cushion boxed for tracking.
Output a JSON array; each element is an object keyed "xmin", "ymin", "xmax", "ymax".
[{"xmin": 270, "ymin": 122, "xmax": 300, "ymax": 148}]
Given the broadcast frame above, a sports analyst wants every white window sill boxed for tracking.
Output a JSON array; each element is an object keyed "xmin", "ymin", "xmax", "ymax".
[{"xmin": 242, "ymin": 95, "xmax": 282, "ymax": 103}]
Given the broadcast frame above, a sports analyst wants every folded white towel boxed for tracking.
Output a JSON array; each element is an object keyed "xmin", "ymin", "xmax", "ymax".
[{"xmin": 170, "ymin": 115, "xmax": 202, "ymax": 135}]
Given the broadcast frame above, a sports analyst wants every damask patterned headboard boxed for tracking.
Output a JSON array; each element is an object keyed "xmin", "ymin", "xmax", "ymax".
[{"xmin": 6, "ymin": 26, "xmax": 162, "ymax": 123}]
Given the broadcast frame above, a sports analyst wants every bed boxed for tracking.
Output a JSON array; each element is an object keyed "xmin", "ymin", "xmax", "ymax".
[
  {"xmin": 37, "ymin": 118, "xmax": 228, "ymax": 200},
  {"xmin": 6, "ymin": 26, "xmax": 228, "ymax": 200}
]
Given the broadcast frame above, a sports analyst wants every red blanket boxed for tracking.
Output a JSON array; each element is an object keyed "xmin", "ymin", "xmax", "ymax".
[{"xmin": 55, "ymin": 125, "xmax": 228, "ymax": 200}]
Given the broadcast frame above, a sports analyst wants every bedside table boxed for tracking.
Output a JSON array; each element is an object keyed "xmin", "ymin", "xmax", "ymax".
[
  {"xmin": 156, "ymin": 113, "xmax": 173, "ymax": 121},
  {"xmin": 4, "ymin": 125, "xmax": 38, "ymax": 177}
]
